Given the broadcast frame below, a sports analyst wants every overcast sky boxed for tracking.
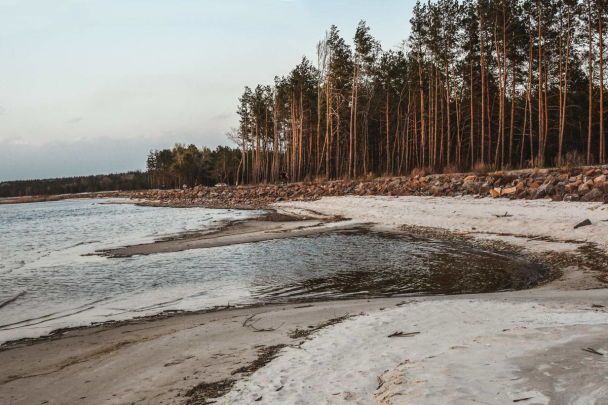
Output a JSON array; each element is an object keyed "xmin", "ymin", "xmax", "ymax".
[{"xmin": 0, "ymin": 0, "xmax": 414, "ymax": 181}]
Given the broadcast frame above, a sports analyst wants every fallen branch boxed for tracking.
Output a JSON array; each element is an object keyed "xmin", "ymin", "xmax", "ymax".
[
  {"xmin": 242, "ymin": 314, "xmax": 283, "ymax": 332},
  {"xmin": 376, "ymin": 375, "xmax": 385, "ymax": 390},
  {"xmin": 582, "ymin": 347, "xmax": 604, "ymax": 356},
  {"xmin": 288, "ymin": 314, "xmax": 353, "ymax": 339},
  {"xmin": 494, "ymin": 212, "xmax": 513, "ymax": 218},
  {"xmin": 388, "ymin": 331, "xmax": 420, "ymax": 338}
]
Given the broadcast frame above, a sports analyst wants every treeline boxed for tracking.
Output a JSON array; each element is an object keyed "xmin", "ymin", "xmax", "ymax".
[
  {"xmin": 234, "ymin": 0, "xmax": 608, "ymax": 184},
  {"xmin": 146, "ymin": 144, "xmax": 242, "ymax": 188},
  {"xmin": 0, "ymin": 172, "xmax": 150, "ymax": 198}
]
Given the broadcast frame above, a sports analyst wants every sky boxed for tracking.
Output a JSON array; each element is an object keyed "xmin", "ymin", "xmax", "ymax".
[{"xmin": 0, "ymin": 0, "xmax": 414, "ymax": 181}]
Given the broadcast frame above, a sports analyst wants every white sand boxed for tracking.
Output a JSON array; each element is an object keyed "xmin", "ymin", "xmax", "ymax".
[
  {"xmin": 222, "ymin": 297, "xmax": 608, "ymax": 404},
  {"xmin": 278, "ymin": 196, "xmax": 608, "ymax": 252},
  {"xmin": 218, "ymin": 196, "xmax": 608, "ymax": 404}
]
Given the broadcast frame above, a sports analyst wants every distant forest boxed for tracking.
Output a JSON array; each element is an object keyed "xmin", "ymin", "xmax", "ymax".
[
  {"xmin": 230, "ymin": 0, "xmax": 608, "ymax": 184},
  {"xmin": 0, "ymin": 172, "xmax": 150, "ymax": 198},
  {"xmin": 1, "ymin": 146, "xmax": 242, "ymax": 197}
]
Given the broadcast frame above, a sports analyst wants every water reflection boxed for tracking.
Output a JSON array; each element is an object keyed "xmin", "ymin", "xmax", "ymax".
[{"xmin": 253, "ymin": 231, "xmax": 550, "ymax": 301}]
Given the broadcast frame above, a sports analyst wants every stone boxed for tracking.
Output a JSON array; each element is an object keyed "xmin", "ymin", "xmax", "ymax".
[
  {"xmin": 574, "ymin": 219, "xmax": 592, "ymax": 229},
  {"xmin": 578, "ymin": 183, "xmax": 591, "ymax": 194},
  {"xmin": 585, "ymin": 168, "xmax": 598, "ymax": 176},
  {"xmin": 534, "ymin": 183, "xmax": 553, "ymax": 198},
  {"xmin": 581, "ymin": 188, "xmax": 604, "ymax": 202},
  {"xmin": 502, "ymin": 186, "xmax": 517, "ymax": 195},
  {"xmin": 563, "ymin": 194, "xmax": 580, "ymax": 202}
]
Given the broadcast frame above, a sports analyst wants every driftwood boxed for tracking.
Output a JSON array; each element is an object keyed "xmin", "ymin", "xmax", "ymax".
[
  {"xmin": 513, "ymin": 397, "xmax": 533, "ymax": 403},
  {"xmin": 242, "ymin": 314, "xmax": 283, "ymax": 332},
  {"xmin": 388, "ymin": 331, "xmax": 420, "ymax": 338},
  {"xmin": 582, "ymin": 347, "xmax": 604, "ymax": 356},
  {"xmin": 0, "ymin": 291, "xmax": 26, "ymax": 310},
  {"xmin": 494, "ymin": 212, "xmax": 513, "ymax": 218}
]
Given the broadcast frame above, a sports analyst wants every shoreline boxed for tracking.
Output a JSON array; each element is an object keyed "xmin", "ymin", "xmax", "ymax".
[
  {"xmin": 97, "ymin": 210, "xmax": 349, "ymax": 258},
  {"xmin": 2, "ymin": 165, "xmax": 607, "ymax": 209},
  {"xmin": 1, "ymin": 195, "xmax": 607, "ymax": 404},
  {"xmin": 2, "ymin": 289, "xmax": 607, "ymax": 404}
]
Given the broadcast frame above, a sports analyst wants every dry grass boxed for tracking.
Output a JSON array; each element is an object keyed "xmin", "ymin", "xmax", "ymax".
[
  {"xmin": 442, "ymin": 164, "xmax": 460, "ymax": 174},
  {"xmin": 185, "ymin": 379, "xmax": 236, "ymax": 405},
  {"xmin": 472, "ymin": 162, "xmax": 497, "ymax": 175},
  {"xmin": 560, "ymin": 151, "xmax": 587, "ymax": 169},
  {"xmin": 231, "ymin": 345, "xmax": 287, "ymax": 375}
]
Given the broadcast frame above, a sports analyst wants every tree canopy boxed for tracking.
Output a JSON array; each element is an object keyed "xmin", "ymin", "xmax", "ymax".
[{"xmin": 232, "ymin": 0, "xmax": 608, "ymax": 184}]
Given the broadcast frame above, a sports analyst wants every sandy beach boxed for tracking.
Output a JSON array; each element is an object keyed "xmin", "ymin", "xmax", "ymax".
[
  {"xmin": 1, "ymin": 195, "xmax": 607, "ymax": 404},
  {"xmin": 100, "ymin": 211, "xmax": 349, "ymax": 258}
]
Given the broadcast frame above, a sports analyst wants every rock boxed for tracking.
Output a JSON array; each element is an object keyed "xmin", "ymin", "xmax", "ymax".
[
  {"xmin": 502, "ymin": 186, "xmax": 517, "ymax": 196},
  {"xmin": 544, "ymin": 175, "xmax": 557, "ymax": 185},
  {"xmin": 578, "ymin": 182, "xmax": 592, "ymax": 194},
  {"xmin": 534, "ymin": 183, "xmax": 553, "ymax": 198},
  {"xmin": 490, "ymin": 188, "xmax": 502, "ymax": 198},
  {"xmin": 574, "ymin": 219, "xmax": 592, "ymax": 229},
  {"xmin": 563, "ymin": 193, "xmax": 580, "ymax": 202},
  {"xmin": 585, "ymin": 168, "xmax": 598, "ymax": 176},
  {"xmin": 581, "ymin": 188, "xmax": 604, "ymax": 202},
  {"xmin": 133, "ymin": 165, "xmax": 608, "ymax": 208}
]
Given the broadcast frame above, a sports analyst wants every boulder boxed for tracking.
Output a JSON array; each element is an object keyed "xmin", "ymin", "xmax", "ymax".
[
  {"xmin": 534, "ymin": 183, "xmax": 553, "ymax": 198},
  {"xmin": 578, "ymin": 182, "xmax": 592, "ymax": 194},
  {"xmin": 502, "ymin": 186, "xmax": 517, "ymax": 196},
  {"xmin": 563, "ymin": 194, "xmax": 580, "ymax": 202},
  {"xmin": 581, "ymin": 188, "xmax": 604, "ymax": 202}
]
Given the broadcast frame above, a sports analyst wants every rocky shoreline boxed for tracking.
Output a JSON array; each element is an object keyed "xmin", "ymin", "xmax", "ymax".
[
  {"xmin": 4, "ymin": 166, "xmax": 607, "ymax": 209},
  {"xmin": 131, "ymin": 165, "xmax": 608, "ymax": 209}
]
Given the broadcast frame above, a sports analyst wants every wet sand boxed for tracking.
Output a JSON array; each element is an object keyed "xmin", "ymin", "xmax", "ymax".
[
  {"xmin": 99, "ymin": 211, "xmax": 349, "ymax": 257},
  {"xmin": 1, "ymin": 288, "xmax": 607, "ymax": 405}
]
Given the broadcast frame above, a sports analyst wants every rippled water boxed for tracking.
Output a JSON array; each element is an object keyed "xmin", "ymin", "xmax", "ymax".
[{"xmin": 0, "ymin": 199, "xmax": 549, "ymax": 343}]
